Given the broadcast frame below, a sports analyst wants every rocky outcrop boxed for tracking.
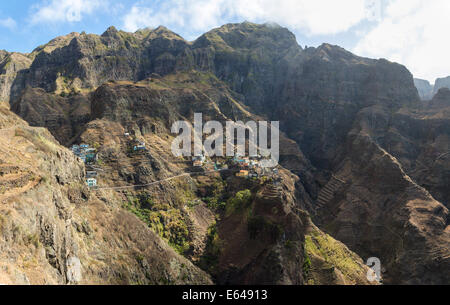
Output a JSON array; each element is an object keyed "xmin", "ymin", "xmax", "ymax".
[
  {"xmin": 414, "ymin": 78, "xmax": 433, "ymax": 100},
  {"xmin": 433, "ymin": 76, "xmax": 450, "ymax": 96},
  {"xmin": 8, "ymin": 26, "xmax": 190, "ymax": 102},
  {"xmin": 315, "ymin": 129, "xmax": 449, "ymax": 284},
  {"xmin": 207, "ymin": 172, "xmax": 374, "ymax": 285},
  {"xmin": 413, "ymin": 76, "xmax": 450, "ymax": 100},
  {"xmin": 0, "ymin": 52, "xmax": 32, "ymax": 103},
  {"xmin": 11, "ymin": 87, "xmax": 91, "ymax": 145},
  {"xmin": 429, "ymin": 87, "xmax": 450, "ymax": 108}
]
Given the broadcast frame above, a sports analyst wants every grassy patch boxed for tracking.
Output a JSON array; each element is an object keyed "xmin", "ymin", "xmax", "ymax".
[
  {"xmin": 25, "ymin": 232, "xmax": 40, "ymax": 248},
  {"xmin": 124, "ymin": 193, "xmax": 190, "ymax": 255},
  {"xmin": 304, "ymin": 229, "xmax": 364, "ymax": 282},
  {"xmin": 14, "ymin": 127, "xmax": 59, "ymax": 154}
]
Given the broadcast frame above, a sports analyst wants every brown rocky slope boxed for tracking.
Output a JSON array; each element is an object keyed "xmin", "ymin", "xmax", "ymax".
[
  {"xmin": 77, "ymin": 72, "xmax": 374, "ymax": 285},
  {"xmin": 0, "ymin": 104, "xmax": 212, "ymax": 284}
]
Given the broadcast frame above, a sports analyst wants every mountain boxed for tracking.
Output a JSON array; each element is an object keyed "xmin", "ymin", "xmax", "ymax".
[
  {"xmin": 433, "ymin": 76, "xmax": 450, "ymax": 96},
  {"xmin": 0, "ymin": 22, "xmax": 449, "ymax": 285},
  {"xmin": 414, "ymin": 78, "xmax": 433, "ymax": 100},
  {"xmin": 413, "ymin": 76, "xmax": 450, "ymax": 100}
]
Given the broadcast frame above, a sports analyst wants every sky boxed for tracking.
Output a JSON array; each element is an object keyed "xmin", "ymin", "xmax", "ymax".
[{"xmin": 0, "ymin": 0, "xmax": 448, "ymax": 83}]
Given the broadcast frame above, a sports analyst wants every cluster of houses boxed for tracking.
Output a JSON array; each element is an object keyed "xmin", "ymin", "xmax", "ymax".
[
  {"xmin": 232, "ymin": 155, "xmax": 266, "ymax": 179},
  {"xmin": 190, "ymin": 152, "xmax": 279, "ymax": 181},
  {"xmin": 71, "ymin": 144, "xmax": 99, "ymax": 188},
  {"xmin": 72, "ymin": 133, "xmax": 149, "ymax": 189},
  {"xmin": 232, "ymin": 155, "xmax": 281, "ymax": 183},
  {"xmin": 71, "ymin": 144, "xmax": 98, "ymax": 164}
]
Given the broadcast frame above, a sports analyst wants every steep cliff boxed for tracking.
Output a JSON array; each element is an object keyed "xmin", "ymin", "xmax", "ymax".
[
  {"xmin": 433, "ymin": 76, "xmax": 450, "ymax": 96},
  {"xmin": 414, "ymin": 78, "xmax": 433, "ymax": 101},
  {"xmin": 0, "ymin": 52, "xmax": 32, "ymax": 103}
]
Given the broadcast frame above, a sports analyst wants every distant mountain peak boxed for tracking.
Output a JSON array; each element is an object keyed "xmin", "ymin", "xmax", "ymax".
[
  {"xmin": 414, "ymin": 76, "xmax": 450, "ymax": 100},
  {"xmin": 101, "ymin": 26, "xmax": 119, "ymax": 37},
  {"xmin": 434, "ymin": 75, "xmax": 450, "ymax": 95}
]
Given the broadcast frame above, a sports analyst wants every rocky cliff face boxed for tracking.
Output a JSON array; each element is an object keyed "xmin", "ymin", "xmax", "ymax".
[
  {"xmin": 207, "ymin": 171, "xmax": 373, "ymax": 285},
  {"xmin": 11, "ymin": 87, "xmax": 91, "ymax": 145},
  {"xmin": 414, "ymin": 78, "xmax": 433, "ymax": 100},
  {"xmin": 433, "ymin": 76, "xmax": 450, "ymax": 96},
  {"xmin": 315, "ymin": 124, "xmax": 449, "ymax": 284},
  {"xmin": 413, "ymin": 76, "xmax": 450, "ymax": 100},
  {"xmin": 0, "ymin": 22, "xmax": 449, "ymax": 284},
  {"xmin": 0, "ymin": 52, "xmax": 32, "ymax": 103}
]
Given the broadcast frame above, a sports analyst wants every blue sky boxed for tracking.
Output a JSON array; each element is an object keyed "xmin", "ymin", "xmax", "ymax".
[{"xmin": 0, "ymin": 0, "xmax": 449, "ymax": 82}]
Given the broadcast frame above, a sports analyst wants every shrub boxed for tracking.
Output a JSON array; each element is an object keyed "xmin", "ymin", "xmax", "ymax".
[
  {"xmin": 226, "ymin": 189, "xmax": 252, "ymax": 215},
  {"xmin": 303, "ymin": 251, "xmax": 312, "ymax": 278}
]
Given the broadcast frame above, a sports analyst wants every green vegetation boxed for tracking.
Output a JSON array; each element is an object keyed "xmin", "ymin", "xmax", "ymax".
[
  {"xmin": 123, "ymin": 193, "xmax": 190, "ymax": 255},
  {"xmin": 25, "ymin": 232, "xmax": 40, "ymax": 248},
  {"xmin": 285, "ymin": 239, "xmax": 294, "ymax": 249},
  {"xmin": 201, "ymin": 179, "xmax": 227, "ymax": 211},
  {"xmin": 150, "ymin": 71, "xmax": 221, "ymax": 90},
  {"xmin": 55, "ymin": 75, "xmax": 80, "ymax": 97},
  {"xmin": 304, "ymin": 229, "xmax": 365, "ymax": 283},
  {"xmin": 198, "ymin": 222, "xmax": 223, "ymax": 273},
  {"xmin": 186, "ymin": 199, "xmax": 200, "ymax": 209},
  {"xmin": 173, "ymin": 180, "xmax": 196, "ymax": 206},
  {"xmin": 303, "ymin": 250, "xmax": 312, "ymax": 278},
  {"xmin": 225, "ymin": 189, "xmax": 252, "ymax": 216},
  {"xmin": 92, "ymin": 142, "xmax": 101, "ymax": 150}
]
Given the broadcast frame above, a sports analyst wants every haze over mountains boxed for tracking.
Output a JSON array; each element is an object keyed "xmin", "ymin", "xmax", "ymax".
[
  {"xmin": 0, "ymin": 22, "xmax": 448, "ymax": 285},
  {"xmin": 414, "ymin": 76, "xmax": 450, "ymax": 100}
]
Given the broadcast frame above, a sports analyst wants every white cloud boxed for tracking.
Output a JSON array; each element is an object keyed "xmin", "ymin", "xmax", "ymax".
[
  {"xmin": 123, "ymin": 0, "xmax": 232, "ymax": 34},
  {"xmin": 30, "ymin": 0, "xmax": 106, "ymax": 24},
  {"xmin": 354, "ymin": 0, "xmax": 450, "ymax": 82},
  {"xmin": 123, "ymin": 0, "xmax": 369, "ymax": 36},
  {"xmin": 0, "ymin": 17, "xmax": 16, "ymax": 30},
  {"xmin": 234, "ymin": 0, "xmax": 368, "ymax": 35}
]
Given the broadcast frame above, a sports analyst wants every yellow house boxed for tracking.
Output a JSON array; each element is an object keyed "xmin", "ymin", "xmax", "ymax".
[{"xmin": 236, "ymin": 170, "xmax": 249, "ymax": 178}]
